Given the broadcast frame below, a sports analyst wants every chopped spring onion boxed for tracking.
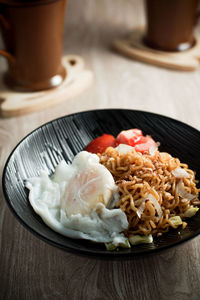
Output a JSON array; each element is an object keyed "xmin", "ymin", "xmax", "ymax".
[
  {"xmin": 129, "ymin": 234, "xmax": 153, "ymax": 245},
  {"xmin": 184, "ymin": 206, "xmax": 199, "ymax": 218},
  {"xmin": 169, "ymin": 216, "xmax": 182, "ymax": 226},
  {"xmin": 105, "ymin": 239, "xmax": 131, "ymax": 251},
  {"xmin": 105, "ymin": 243, "xmax": 117, "ymax": 251}
]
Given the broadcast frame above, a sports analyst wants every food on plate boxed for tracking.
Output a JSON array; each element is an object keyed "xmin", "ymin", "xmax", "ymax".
[
  {"xmin": 26, "ymin": 151, "xmax": 128, "ymax": 246},
  {"xmin": 99, "ymin": 146, "xmax": 200, "ymax": 241},
  {"xmin": 85, "ymin": 134, "xmax": 116, "ymax": 154},
  {"xmin": 116, "ymin": 129, "xmax": 156, "ymax": 153},
  {"xmin": 26, "ymin": 128, "xmax": 200, "ymax": 250},
  {"xmin": 85, "ymin": 129, "xmax": 158, "ymax": 154}
]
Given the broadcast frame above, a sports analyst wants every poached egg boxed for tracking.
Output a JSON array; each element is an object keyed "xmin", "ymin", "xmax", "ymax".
[{"xmin": 26, "ymin": 151, "xmax": 128, "ymax": 245}]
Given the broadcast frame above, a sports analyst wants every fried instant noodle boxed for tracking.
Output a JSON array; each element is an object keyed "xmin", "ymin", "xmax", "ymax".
[{"xmin": 99, "ymin": 147, "xmax": 200, "ymax": 237}]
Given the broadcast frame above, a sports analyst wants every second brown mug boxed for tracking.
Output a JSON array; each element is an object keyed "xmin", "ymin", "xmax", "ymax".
[{"xmin": 144, "ymin": 0, "xmax": 199, "ymax": 52}]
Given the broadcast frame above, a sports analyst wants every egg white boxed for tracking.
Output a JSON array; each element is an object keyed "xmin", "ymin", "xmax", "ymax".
[{"xmin": 26, "ymin": 151, "xmax": 128, "ymax": 245}]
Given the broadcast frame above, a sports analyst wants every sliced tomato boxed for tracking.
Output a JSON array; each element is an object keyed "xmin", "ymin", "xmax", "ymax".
[
  {"xmin": 116, "ymin": 129, "xmax": 143, "ymax": 146},
  {"xmin": 132, "ymin": 135, "xmax": 147, "ymax": 145},
  {"xmin": 85, "ymin": 129, "xmax": 157, "ymax": 155},
  {"xmin": 116, "ymin": 129, "xmax": 156, "ymax": 153},
  {"xmin": 135, "ymin": 135, "xmax": 156, "ymax": 153},
  {"xmin": 85, "ymin": 134, "xmax": 116, "ymax": 154}
]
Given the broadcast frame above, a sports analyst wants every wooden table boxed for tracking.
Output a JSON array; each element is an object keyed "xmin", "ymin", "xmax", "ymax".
[{"xmin": 1, "ymin": 0, "xmax": 200, "ymax": 299}]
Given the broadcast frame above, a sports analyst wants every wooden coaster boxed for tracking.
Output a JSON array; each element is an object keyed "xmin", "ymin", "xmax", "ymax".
[
  {"xmin": 113, "ymin": 28, "xmax": 200, "ymax": 71},
  {"xmin": 0, "ymin": 55, "xmax": 93, "ymax": 117}
]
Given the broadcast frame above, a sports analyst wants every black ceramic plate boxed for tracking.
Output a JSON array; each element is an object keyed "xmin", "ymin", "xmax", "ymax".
[{"xmin": 2, "ymin": 109, "xmax": 200, "ymax": 257}]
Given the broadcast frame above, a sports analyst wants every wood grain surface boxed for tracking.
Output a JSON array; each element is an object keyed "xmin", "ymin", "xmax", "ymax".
[
  {"xmin": 113, "ymin": 29, "xmax": 200, "ymax": 71},
  {"xmin": 0, "ymin": 55, "xmax": 93, "ymax": 117},
  {"xmin": 1, "ymin": 0, "xmax": 200, "ymax": 299}
]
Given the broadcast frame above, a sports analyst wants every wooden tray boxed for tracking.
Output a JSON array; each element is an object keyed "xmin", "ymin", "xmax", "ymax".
[
  {"xmin": 0, "ymin": 55, "xmax": 93, "ymax": 117},
  {"xmin": 113, "ymin": 28, "xmax": 200, "ymax": 71}
]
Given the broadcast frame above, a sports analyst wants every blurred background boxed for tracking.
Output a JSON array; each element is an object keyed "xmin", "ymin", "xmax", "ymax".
[
  {"xmin": 67, "ymin": 0, "xmax": 199, "ymax": 128},
  {"xmin": 0, "ymin": 0, "xmax": 200, "ymax": 128},
  {"xmin": 0, "ymin": 0, "xmax": 199, "ymax": 148}
]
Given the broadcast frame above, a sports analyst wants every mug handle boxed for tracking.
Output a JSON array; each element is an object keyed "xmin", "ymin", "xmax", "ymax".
[
  {"xmin": 0, "ymin": 14, "xmax": 15, "ymax": 65},
  {"xmin": 0, "ymin": 49, "xmax": 15, "ymax": 65}
]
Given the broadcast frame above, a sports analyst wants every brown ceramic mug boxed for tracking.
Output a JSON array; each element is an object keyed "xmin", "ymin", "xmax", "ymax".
[
  {"xmin": 144, "ymin": 0, "xmax": 199, "ymax": 52},
  {"xmin": 0, "ymin": 0, "xmax": 67, "ymax": 91}
]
